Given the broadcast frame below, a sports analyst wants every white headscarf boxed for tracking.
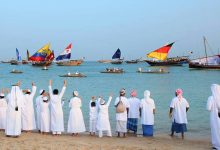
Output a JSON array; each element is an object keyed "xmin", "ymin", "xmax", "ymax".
[
  {"xmin": 211, "ymin": 84, "xmax": 220, "ymax": 110},
  {"xmin": 8, "ymin": 86, "xmax": 24, "ymax": 108},
  {"xmin": 73, "ymin": 91, "xmax": 79, "ymax": 97}
]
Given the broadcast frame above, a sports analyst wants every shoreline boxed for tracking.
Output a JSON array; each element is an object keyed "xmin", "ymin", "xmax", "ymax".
[{"xmin": 0, "ymin": 131, "xmax": 210, "ymax": 150}]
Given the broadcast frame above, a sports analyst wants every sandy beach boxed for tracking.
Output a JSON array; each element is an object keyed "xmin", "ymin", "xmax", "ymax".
[{"xmin": 0, "ymin": 131, "xmax": 210, "ymax": 150}]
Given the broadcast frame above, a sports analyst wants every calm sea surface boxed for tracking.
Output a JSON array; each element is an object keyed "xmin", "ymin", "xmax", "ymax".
[{"xmin": 0, "ymin": 61, "xmax": 219, "ymax": 138}]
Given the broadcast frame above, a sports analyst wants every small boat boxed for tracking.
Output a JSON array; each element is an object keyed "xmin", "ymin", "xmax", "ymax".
[
  {"xmin": 59, "ymin": 72, "xmax": 86, "ymax": 77},
  {"xmin": 22, "ymin": 50, "xmax": 30, "ymax": 64},
  {"xmin": 189, "ymin": 37, "xmax": 220, "ymax": 69},
  {"xmin": 56, "ymin": 44, "xmax": 83, "ymax": 66},
  {"xmin": 1, "ymin": 60, "xmax": 11, "ymax": 63},
  {"xmin": 101, "ymin": 68, "xmax": 124, "ymax": 73},
  {"xmin": 125, "ymin": 59, "xmax": 139, "ymax": 64},
  {"xmin": 144, "ymin": 42, "xmax": 186, "ymax": 66},
  {"xmin": 10, "ymin": 60, "xmax": 19, "ymax": 65},
  {"xmin": 10, "ymin": 69, "xmax": 23, "ymax": 74},
  {"xmin": 111, "ymin": 48, "xmax": 123, "ymax": 64},
  {"xmin": 97, "ymin": 60, "xmax": 112, "ymax": 63},
  {"xmin": 136, "ymin": 68, "xmax": 169, "ymax": 74},
  {"xmin": 29, "ymin": 43, "xmax": 55, "ymax": 67}
]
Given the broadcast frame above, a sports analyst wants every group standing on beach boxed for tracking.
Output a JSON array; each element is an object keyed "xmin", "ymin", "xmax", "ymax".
[{"xmin": 0, "ymin": 81, "xmax": 219, "ymax": 149}]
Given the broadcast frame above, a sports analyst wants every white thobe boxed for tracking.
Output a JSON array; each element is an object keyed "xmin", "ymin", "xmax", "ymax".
[
  {"xmin": 140, "ymin": 98, "xmax": 155, "ymax": 125},
  {"xmin": 96, "ymin": 97, "xmax": 112, "ymax": 131},
  {"xmin": 22, "ymin": 86, "xmax": 37, "ymax": 130},
  {"xmin": 207, "ymin": 96, "xmax": 220, "ymax": 149},
  {"xmin": 49, "ymin": 86, "xmax": 66, "ymax": 132},
  {"xmin": 89, "ymin": 100, "xmax": 97, "ymax": 132},
  {"xmin": 5, "ymin": 86, "xmax": 24, "ymax": 136},
  {"xmin": 170, "ymin": 97, "xmax": 189, "ymax": 124},
  {"xmin": 35, "ymin": 95, "xmax": 43, "ymax": 130},
  {"xmin": 40, "ymin": 100, "xmax": 50, "ymax": 132},
  {"xmin": 0, "ymin": 98, "xmax": 7, "ymax": 129},
  {"xmin": 67, "ymin": 97, "xmax": 86, "ymax": 133}
]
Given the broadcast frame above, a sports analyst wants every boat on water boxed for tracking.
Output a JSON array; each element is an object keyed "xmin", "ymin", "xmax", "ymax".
[
  {"xmin": 101, "ymin": 68, "xmax": 124, "ymax": 73},
  {"xmin": 59, "ymin": 72, "xmax": 86, "ymax": 77},
  {"xmin": 10, "ymin": 69, "xmax": 23, "ymax": 74},
  {"xmin": 56, "ymin": 43, "xmax": 83, "ymax": 66},
  {"xmin": 10, "ymin": 48, "xmax": 21, "ymax": 65},
  {"xmin": 22, "ymin": 50, "xmax": 30, "ymax": 64},
  {"xmin": 189, "ymin": 37, "xmax": 220, "ymax": 69},
  {"xmin": 42, "ymin": 66, "xmax": 48, "ymax": 70},
  {"xmin": 29, "ymin": 43, "xmax": 54, "ymax": 67},
  {"xmin": 136, "ymin": 67, "xmax": 169, "ymax": 74},
  {"xmin": 111, "ymin": 48, "xmax": 123, "ymax": 64},
  {"xmin": 125, "ymin": 58, "xmax": 142, "ymax": 64},
  {"xmin": 144, "ymin": 42, "xmax": 187, "ymax": 66},
  {"xmin": 97, "ymin": 60, "xmax": 112, "ymax": 63}
]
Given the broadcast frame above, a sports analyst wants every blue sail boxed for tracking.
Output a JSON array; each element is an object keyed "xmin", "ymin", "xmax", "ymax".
[
  {"xmin": 112, "ymin": 48, "xmax": 121, "ymax": 59},
  {"xmin": 16, "ymin": 48, "xmax": 21, "ymax": 61}
]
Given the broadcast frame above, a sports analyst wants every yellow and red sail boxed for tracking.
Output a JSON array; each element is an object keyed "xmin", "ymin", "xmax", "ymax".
[{"xmin": 147, "ymin": 42, "xmax": 174, "ymax": 61}]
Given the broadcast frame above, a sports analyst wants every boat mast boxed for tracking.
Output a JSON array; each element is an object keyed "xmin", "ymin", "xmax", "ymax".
[{"xmin": 203, "ymin": 36, "xmax": 208, "ymax": 65}]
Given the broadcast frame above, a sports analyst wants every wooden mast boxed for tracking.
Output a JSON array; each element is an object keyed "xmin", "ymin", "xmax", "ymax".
[{"xmin": 203, "ymin": 36, "xmax": 208, "ymax": 65}]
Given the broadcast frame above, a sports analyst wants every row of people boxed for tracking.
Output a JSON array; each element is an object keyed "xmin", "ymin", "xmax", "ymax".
[{"xmin": 0, "ymin": 81, "xmax": 219, "ymax": 148}]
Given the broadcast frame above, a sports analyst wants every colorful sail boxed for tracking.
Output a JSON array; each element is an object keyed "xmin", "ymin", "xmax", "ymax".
[
  {"xmin": 112, "ymin": 48, "xmax": 121, "ymax": 59},
  {"xmin": 147, "ymin": 42, "xmax": 175, "ymax": 61},
  {"xmin": 29, "ymin": 43, "xmax": 53, "ymax": 61},
  {"xmin": 56, "ymin": 43, "xmax": 72, "ymax": 61},
  {"xmin": 16, "ymin": 48, "xmax": 21, "ymax": 61}
]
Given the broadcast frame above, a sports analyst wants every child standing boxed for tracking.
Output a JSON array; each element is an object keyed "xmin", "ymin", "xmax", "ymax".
[{"xmin": 89, "ymin": 96, "xmax": 97, "ymax": 136}]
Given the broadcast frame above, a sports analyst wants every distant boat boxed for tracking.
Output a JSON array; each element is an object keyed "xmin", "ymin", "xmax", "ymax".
[
  {"xmin": 125, "ymin": 59, "xmax": 140, "ymax": 64},
  {"xmin": 189, "ymin": 37, "xmax": 220, "ymax": 69},
  {"xmin": 10, "ymin": 69, "xmax": 23, "ymax": 74},
  {"xmin": 136, "ymin": 67, "xmax": 169, "ymax": 74},
  {"xmin": 97, "ymin": 60, "xmax": 112, "ymax": 63},
  {"xmin": 100, "ymin": 68, "xmax": 124, "ymax": 73},
  {"xmin": 144, "ymin": 42, "xmax": 187, "ymax": 66},
  {"xmin": 111, "ymin": 48, "xmax": 123, "ymax": 64},
  {"xmin": 21, "ymin": 50, "xmax": 30, "ymax": 64},
  {"xmin": 59, "ymin": 72, "xmax": 86, "ymax": 77},
  {"xmin": 10, "ymin": 48, "xmax": 21, "ymax": 65},
  {"xmin": 56, "ymin": 44, "xmax": 83, "ymax": 66},
  {"xmin": 29, "ymin": 43, "xmax": 54, "ymax": 66}
]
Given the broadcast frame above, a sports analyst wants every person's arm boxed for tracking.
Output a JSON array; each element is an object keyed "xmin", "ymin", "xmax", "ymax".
[
  {"xmin": 48, "ymin": 80, "xmax": 53, "ymax": 98},
  {"xmin": 59, "ymin": 80, "xmax": 67, "ymax": 99},
  {"xmin": 30, "ymin": 82, "xmax": 37, "ymax": 98},
  {"xmin": 153, "ymin": 109, "xmax": 156, "ymax": 114},
  {"xmin": 153, "ymin": 100, "xmax": 156, "ymax": 114},
  {"xmin": 106, "ymin": 96, "xmax": 112, "ymax": 107},
  {"xmin": 169, "ymin": 107, "xmax": 173, "ymax": 118}
]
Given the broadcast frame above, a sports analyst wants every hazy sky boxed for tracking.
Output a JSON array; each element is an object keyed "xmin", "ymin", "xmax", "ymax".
[{"xmin": 0, "ymin": 0, "xmax": 220, "ymax": 60}]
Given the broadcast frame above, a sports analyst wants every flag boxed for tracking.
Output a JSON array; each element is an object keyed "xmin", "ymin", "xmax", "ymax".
[
  {"xmin": 29, "ymin": 43, "xmax": 52, "ymax": 61},
  {"xmin": 56, "ymin": 43, "xmax": 72, "ymax": 61}
]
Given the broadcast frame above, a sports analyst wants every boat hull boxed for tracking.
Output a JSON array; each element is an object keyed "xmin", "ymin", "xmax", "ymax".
[
  {"xmin": 189, "ymin": 62, "xmax": 220, "ymax": 69},
  {"xmin": 144, "ymin": 60, "xmax": 182, "ymax": 66},
  {"xmin": 97, "ymin": 60, "xmax": 112, "ymax": 63},
  {"xmin": 32, "ymin": 61, "xmax": 53, "ymax": 67},
  {"xmin": 111, "ymin": 60, "xmax": 123, "ymax": 64},
  {"xmin": 56, "ymin": 60, "xmax": 83, "ymax": 66},
  {"xmin": 125, "ymin": 60, "xmax": 138, "ymax": 64}
]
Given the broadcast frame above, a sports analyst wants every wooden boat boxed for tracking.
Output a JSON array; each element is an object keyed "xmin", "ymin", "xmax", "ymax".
[
  {"xmin": 10, "ymin": 69, "xmax": 23, "ymax": 74},
  {"xmin": 145, "ymin": 60, "xmax": 182, "ymax": 66},
  {"xmin": 56, "ymin": 44, "xmax": 84, "ymax": 66},
  {"xmin": 137, "ymin": 68, "xmax": 169, "ymax": 74},
  {"xmin": 22, "ymin": 60, "xmax": 29, "ymax": 64},
  {"xmin": 97, "ymin": 60, "xmax": 112, "ymax": 63},
  {"xmin": 111, "ymin": 48, "xmax": 123, "ymax": 64},
  {"xmin": 10, "ymin": 60, "xmax": 19, "ymax": 65},
  {"xmin": 56, "ymin": 60, "xmax": 83, "ymax": 66},
  {"xmin": 145, "ymin": 42, "xmax": 187, "ymax": 66},
  {"xmin": 101, "ymin": 68, "xmax": 124, "ymax": 73},
  {"xmin": 59, "ymin": 72, "xmax": 86, "ymax": 77},
  {"xmin": 111, "ymin": 59, "xmax": 123, "ymax": 64},
  {"xmin": 29, "ymin": 43, "xmax": 54, "ymax": 67},
  {"xmin": 189, "ymin": 37, "xmax": 220, "ymax": 69},
  {"xmin": 125, "ymin": 59, "xmax": 138, "ymax": 64}
]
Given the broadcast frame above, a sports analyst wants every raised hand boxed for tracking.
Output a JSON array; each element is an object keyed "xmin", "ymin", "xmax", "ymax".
[
  {"xmin": 64, "ymin": 80, "xmax": 67, "ymax": 87},
  {"xmin": 49, "ymin": 80, "xmax": 52, "ymax": 86}
]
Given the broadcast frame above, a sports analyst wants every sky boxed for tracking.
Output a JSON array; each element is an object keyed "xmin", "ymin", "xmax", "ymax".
[{"xmin": 0, "ymin": 0, "xmax": 220, "ymax": 61}]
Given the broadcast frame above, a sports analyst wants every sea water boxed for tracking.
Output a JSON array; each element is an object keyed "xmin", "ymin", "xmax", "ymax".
[{"xmin": 0, "ymin": 61, "xmax": 219, "ymax": 138}]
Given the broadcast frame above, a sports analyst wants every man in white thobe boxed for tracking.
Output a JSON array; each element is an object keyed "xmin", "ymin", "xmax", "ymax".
[
  {"xmin": 21, "ymin": 83, "xmax": 37, "ymax": 132},
  {"xmin": 35, "ymin": 89, "xmax": 47, "ymax": 132},
  {"xmin": 49, "ymin": 80, "xmax": 66, "ymax": 135},
  {"xmin": 207, "ymin": 84, "xmax": 220, "ymax": 150},
  {"xmin": 5, "ymin": 82, "xmax": 24, "ymax": 137}
]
